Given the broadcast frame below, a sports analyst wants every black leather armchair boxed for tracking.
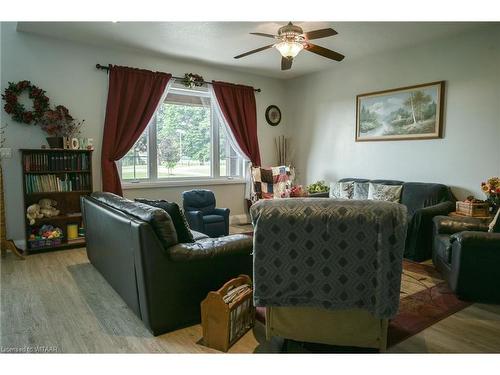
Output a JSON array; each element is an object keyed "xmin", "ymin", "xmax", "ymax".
[
  {"xmin": 432, "ymin": 215, "xmax": 500, "ymax": 302},
  {"xmin": 182, "ymin": 189, "xmax": 230, "ymax": 237}
]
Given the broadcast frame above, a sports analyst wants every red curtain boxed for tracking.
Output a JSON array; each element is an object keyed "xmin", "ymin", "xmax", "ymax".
[
  {"xmin": 101, "ymin": 65, "xmax": 171, "ymax": 195},
  {"xmin": 212, "ymin": 81, "xmax": 261, "ymax": 166}
]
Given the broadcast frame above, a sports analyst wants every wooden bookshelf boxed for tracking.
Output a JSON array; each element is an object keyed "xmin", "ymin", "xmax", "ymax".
[{"xmin": 21, "ymin": 149, "xmax": 93, "ymax": 253}]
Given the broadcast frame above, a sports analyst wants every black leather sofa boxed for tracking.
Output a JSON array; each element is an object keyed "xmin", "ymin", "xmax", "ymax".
[
  {"xmin": 81, "ymin": 192, "xmax": 253, "ymax": 336},
  {"xmin": 339, "ymin": 178, "xmax": 456, "ymax": 261},
  {"xmin": 432, "ymin": 215, "xmax": 500, "ymax": 302}
]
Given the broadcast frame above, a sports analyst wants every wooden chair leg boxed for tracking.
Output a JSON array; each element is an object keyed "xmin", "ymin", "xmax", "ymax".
[{"xmin": 1, "ymin": 239, "xmax": 25, "ymax": 260}]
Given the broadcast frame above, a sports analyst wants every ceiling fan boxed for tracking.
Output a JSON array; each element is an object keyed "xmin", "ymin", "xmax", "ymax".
[{"xmin": 234, "ymin": 22, "xmax": 345, "ymax": 71}]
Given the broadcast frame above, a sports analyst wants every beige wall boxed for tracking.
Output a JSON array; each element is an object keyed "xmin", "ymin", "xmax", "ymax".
[
  {"xmin": 1, "ymin": 22, "xmax": 288, "ymax": 242},
  {"xmin": 284, "ymin": 25, "xmax": 500, "ymax": 199}
]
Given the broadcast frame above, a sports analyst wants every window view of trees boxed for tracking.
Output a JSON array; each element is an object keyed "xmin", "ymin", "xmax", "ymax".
[
  {"xmin": 156, "ymin": 99, "xmax": 211, "ymax": 178},
  {"xmin": 121, "ymin": 132, "xmax": 149, "ymax": 180},
  {"xmin": 120, "ymin": 87, "xmax": 244, "ymax": 181}
]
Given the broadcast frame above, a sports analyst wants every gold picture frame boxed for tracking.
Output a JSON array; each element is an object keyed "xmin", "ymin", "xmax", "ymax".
[{"xmin": 356, "ymin": 81, "xmax": 445, "ymax": 141}]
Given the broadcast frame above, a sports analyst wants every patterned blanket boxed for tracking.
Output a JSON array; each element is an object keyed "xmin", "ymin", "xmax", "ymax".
[
  {"xmin": 251, "ymin": 165, "xmax": 293, "ymax": 201},
  {"xmin": 250, "ymin": 198, "xmax": 408, "ymax": 319}
]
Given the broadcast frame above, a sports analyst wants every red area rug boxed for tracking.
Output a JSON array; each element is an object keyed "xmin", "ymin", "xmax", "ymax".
[
  {"xmin": 387, "ymin": 261, "xmax": 471, "ymax": 347},
  {"xmin": 254, "ymin": 260, "xmax": 471, "ymax": 348}
]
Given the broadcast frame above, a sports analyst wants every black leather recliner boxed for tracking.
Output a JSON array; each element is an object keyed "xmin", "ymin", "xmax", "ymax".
[
  {"xmin": 339, "ymin": 178, "xmax": 456, "ymax": 261},
  {"xmin": 81, "ymin": 192, "xmax": 253, "ymax": 336},
  {"xmin": 182, "ymin": 189, "xmax": 230, "ymax": 237},
  {"xmin": 432, "ymin": 215, "xmax": 500, "ymax": 302}
]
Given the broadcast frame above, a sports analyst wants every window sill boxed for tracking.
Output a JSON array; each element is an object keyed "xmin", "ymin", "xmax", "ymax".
[{"xmin": 122, "ymin": 178, "xmax": 246, "ymax": 190}]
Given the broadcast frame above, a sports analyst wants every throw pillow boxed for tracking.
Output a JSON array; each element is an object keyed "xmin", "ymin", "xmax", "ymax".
[
  {"xmin": 367, "ymin": 183, "xmax": 403, "ymax": 203},
  {"xmin": 135, "ymin": 198, "xmax": 195, "ymax": 243},
  {"xmin": 489, "ymin": 209, "xmax": 500, "ymax": 233},
  {"xmin": 330, "ymin": 181, "xmax": 354, "ymax": 199},
  {"xmin": 353, "ymin": 182, "xmax": 370, "ymax": 200}
]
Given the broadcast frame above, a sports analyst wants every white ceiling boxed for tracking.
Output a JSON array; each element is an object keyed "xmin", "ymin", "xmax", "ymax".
[{"xmin": 16, "ymin": 22, "xmax": 491, "ymax": 79}]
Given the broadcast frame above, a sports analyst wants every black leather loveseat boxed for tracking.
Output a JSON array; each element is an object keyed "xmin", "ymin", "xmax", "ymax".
[
  {"xmin": 339, "ymin": 178, "xmax": 456, "ymax": 261},
  {"xmin": 81, "ymin": 192, "xmax": 253, "ymax": 336}
]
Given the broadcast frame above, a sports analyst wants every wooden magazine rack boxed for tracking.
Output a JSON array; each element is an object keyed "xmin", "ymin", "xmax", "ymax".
[{"xmin": 201, "ymin": 274, "xmax": 255, "ymax": 352}]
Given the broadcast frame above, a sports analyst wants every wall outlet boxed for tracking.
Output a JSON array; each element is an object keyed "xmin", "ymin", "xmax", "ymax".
[{"xmin": 0, "ymin": 148, "xmax": 12, "ymax": 159}]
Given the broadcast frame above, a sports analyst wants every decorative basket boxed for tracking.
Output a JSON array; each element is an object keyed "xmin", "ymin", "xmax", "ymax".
[
  {"xmin": 456, "ymin": 201, "xmax": 490, "ymax": 217},
  {"xmin": 28, "ymin": 238, "xmax": 62, "ymax": 249},
  {"xmin": 201, "ymin": 274, "xmax": 255, "ymax": 352}
]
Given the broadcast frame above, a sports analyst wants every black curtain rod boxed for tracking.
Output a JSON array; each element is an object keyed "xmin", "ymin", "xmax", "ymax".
[{"xmin": 95, "ymin": 64, "xmax": 261, "ymax": 93}]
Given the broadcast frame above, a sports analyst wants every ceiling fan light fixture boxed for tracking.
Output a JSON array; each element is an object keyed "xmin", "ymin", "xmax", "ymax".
[{"xmin": 275, "ymin": 41, "xmax": 304, "ymax": 58}]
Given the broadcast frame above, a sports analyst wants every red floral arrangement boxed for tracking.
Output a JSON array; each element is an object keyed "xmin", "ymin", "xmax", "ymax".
[
  {"xmin": 1, "ymin": 80, "xmax": 50, "ymax": 124},
  {"xmin": 40, "ymin": 105, "xmax": 84, "ymax": 137},
  {"xmin": 282, "ymin": 185, "xmax": 308, "ymax": 198}
]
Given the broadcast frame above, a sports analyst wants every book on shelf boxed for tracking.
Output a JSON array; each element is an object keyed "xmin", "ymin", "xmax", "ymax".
[
  {"xmin": 25, "ymin": 173, "xmax": 91, "ymax": 193},
  {"xmin": 23, "ymin": 152, "xmax": 90, "ymax": 172}
]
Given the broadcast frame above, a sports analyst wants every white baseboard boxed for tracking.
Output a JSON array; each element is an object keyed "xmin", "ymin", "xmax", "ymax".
[{"xmin": 230, "ymin": 214, "xmax": 251, "ymax": 225}]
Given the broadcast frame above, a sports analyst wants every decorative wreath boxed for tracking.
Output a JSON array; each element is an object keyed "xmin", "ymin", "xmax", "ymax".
[
  {"xmin": 1, "ymin": 80, "xmax": 50, "ymax": 124},
  {"xmin": 182, "ymin": 73, "xmax": 204, "ymax": 89}
]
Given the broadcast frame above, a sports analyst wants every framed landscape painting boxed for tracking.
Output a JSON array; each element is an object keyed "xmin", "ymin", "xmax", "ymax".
[{"xmin": 356, "ymin": 81, "xmax": 445, "ymax": 141}]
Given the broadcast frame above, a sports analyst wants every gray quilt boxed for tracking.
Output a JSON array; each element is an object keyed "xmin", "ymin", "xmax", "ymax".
[{"xmin": 250, "ymin": 198, "xmax": 408, "ymax": 319}]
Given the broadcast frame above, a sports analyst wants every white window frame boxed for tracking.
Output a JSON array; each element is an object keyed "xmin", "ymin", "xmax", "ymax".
[{"xmin": 120, "ymin": 86, "xmax": 246, "ymax": 189}]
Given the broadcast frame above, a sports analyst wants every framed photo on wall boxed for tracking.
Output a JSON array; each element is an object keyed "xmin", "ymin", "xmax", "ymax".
[{"xmin": 355, "ymin": 81, "xmax": 445, "ymax": 141}]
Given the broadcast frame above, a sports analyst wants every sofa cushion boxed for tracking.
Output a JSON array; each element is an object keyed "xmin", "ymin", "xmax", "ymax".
[
  {"xmin": 353, "ymin": 181, "xmax": 370, "ymax": 200},
  {"xmin": 371, "ymin": 179, "xmax": 405, "ymax": 186},
  {"xmin": 168, "ymin": 234, "xmax": 253, "ymax": 262},
  {"xmin": 330, "ymin": 181, "xmax": 354, "ymax": 199},
  {"xmin": 368, "ymin": 183, "xmax": 403, "ymax": 202},
  {"xmin": 91, "ymin": 192, "xmax": 178, "ymax": 249},
  {"xmin": 339, "ymin": 178, "xmax": 370, "ymax": 184},
  {"xmin": 136, "ymin": 198, "xmax": 195, "ymax": 243}
]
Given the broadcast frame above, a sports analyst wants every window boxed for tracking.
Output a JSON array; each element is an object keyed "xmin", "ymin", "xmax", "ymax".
[{"xmin": 120, "ymin": 84, "xmax": 246, "ymax": 184}]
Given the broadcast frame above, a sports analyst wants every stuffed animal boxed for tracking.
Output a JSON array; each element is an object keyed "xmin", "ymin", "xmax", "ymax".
[
  {"xmin": 38, "ymin": 198, "xmax": 60, "ymax": 218},
  {"xmin": 26, "ymin": 204, "xmax": 43, "ymax": 225}
]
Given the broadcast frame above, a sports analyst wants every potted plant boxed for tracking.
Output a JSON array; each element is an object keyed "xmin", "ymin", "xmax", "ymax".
[
  {"xmin": 306, "ymin": 180, "xmax": 330, "ymax": 197},
  {"xmin": 39, "ymin": 105, "xmax": 84, "ymax": 148}
]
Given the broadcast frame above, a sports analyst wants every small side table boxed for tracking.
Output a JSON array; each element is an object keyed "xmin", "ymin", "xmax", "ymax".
[{"xmin": 448, "ymin": 211, "xmax": 493, "ymax": 224}]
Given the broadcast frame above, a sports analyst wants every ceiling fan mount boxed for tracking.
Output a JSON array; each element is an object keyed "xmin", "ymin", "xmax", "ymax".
[
  {"xmin": 277, "ymin": 22, "xmax": 304, "ymax": 40},
  {"xmin": 234, "ymin": 22, "xmax": 345, "ymax": 71}
]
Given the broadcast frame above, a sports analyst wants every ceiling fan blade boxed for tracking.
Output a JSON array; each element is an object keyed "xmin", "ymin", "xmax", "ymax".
[
  {"xmin": 234, "ymin": 44, "xmax": 275, "ymax": 59},
  {"xmin": 250, "ymin": 32, "xmax": 277, "ymax": 39},
  {"xmin": 281, "ymin": 57, "xmax": 293, "ymax": 71},
  {"xmin": 303, "ymin": 28, "xmax": 338, "ymax": 40},
  {"xmin": 305, "ymin": 43, "xmax": 345, "ymax": 61}
]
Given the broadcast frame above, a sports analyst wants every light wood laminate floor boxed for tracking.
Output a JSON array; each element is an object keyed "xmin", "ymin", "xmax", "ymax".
[{"xmin": 2, "ymin": 237, "xmax": 500, "ymax": 353}]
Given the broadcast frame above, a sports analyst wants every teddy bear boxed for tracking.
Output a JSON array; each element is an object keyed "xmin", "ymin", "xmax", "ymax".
[
  {"xmin": 26, "ymin": 204, "xmax": 44, "ymax": 225},
  {"xmin": 38, "ymin": 198, "xmax": 60, "ymax": 218}
]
